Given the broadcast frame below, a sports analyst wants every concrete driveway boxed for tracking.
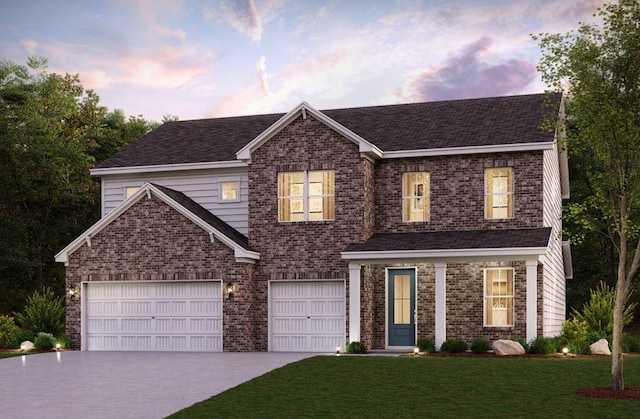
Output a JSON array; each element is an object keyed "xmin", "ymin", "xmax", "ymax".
[{"xmin": 1, "ymin": 351, "xmax": 314, "ymax": 419}]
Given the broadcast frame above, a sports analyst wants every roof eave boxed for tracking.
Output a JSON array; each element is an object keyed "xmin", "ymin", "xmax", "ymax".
[
  {"xmin": 90, "ymin": 160, "xmax": 248, "ymax": 176},
  {"xmin": 341, "ymin": 246, "xmax": 547, "ymax": 263},
  {"xmin": 381, "ymin": 142, "xmax": 554, "ymax": 159}
]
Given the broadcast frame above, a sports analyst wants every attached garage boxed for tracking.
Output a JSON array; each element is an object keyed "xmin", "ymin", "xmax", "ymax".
[
  {"xmin": 84, "ymin": 281, "xmax": 222, "ymax": 352},
  {"xmin": 269, "ymin": 280, "xmax": 345, "ymax": 352}
]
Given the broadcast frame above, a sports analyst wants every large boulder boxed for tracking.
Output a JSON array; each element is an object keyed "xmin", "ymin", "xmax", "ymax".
[
  {"xmin": 493, "ymin": 339, "xmax": 526, "ymax": 356},
  {"xmin": 20, "ymin": 341, "xmax": 34, "ymax": 351},
  {"xmin": 590, "ymin": 338, "xmax": 611, "ymax": 355}
]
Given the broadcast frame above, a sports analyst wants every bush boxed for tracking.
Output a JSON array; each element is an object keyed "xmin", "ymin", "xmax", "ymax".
[
  {"xmin": 622, "ymin": 334, "xmax": 640, "ymax": 353},
  {"xmin": 528, "ymin": 336, "xmax": 559, "ymax": 354},
  {"xmin": 509, "ymin": 336, "xmax": 529, "ymax": 352},
  {"xmin": 470, "ymin": 337, "xmax": 492, "ymax": 354},
  {"xmin": 33, "ymin": 332, "xmax": 56, "ymax": 351},
  {"xmin": 14, "ymin": 287, "xmax": 65, "ymax": 336},
  {"xmin": 571, "ymin": 281, "xmax": 636, "ymax": 336},
  {"xmin": 346, "ymin": 341, "xmax": 367, "ymax": 354},
  {"xmin": 440, "ymin": 338, "xmax": 468, "ymax": 353},
  {"xmin": 14, "ymin": 329, "xmax": 36, "ymax": 346},
  {"xmin": 55, "ymin": 335, "xmax": 72, "ymax": 349},
  {"xmin": 0, "ymin": 315, "xmax": 20, "ymax": 349},
  {"xmin": 416, "ymin": 337, "xmax": 436, "ymax": 353}
]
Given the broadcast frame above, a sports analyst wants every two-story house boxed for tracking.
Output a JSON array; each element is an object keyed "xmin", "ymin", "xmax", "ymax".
[{"xmin": 56, "ymin": 93, "xmax": 571, "ymax": 352}]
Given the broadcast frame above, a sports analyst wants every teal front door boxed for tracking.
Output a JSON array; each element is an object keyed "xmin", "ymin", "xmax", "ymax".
[{"xmin": 388, "ymin": 269, "xmax": 416, "ymax": 346}]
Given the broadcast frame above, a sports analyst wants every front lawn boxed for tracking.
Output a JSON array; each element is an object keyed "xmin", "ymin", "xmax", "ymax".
[
  {"xmin": 0, "ymin": 352, "xmax": 24, "ymax": 359},
  {"xmin": 169, "ymin": 355, "xmax": 640, "ymax": 418}
]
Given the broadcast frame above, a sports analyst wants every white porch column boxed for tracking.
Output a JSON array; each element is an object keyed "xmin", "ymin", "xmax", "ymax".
[
  {"xmin": 434, "ymin": 262, "xmax": 447, "ymax": 350},
  {"xmin": 526, "ymin": 259, "xmax": 539, "ymax": 343},
  {"xmin": 348, "ymin": 263, "xmax": 362, "ymax": 343}
]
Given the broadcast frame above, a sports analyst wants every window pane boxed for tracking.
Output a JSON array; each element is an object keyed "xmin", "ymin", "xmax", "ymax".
[
  {"xmin": 220, "ymin": 181, "xmax": 238, "ymax": 200},
  {"xmin": 402, "ymin": 172, "xmax": 429, "ymax": 222},
  {"xmin": 125, "ymin": 186, "xmax": 140, "ymax": 198},
  {"xmin": 394, "ymin": 275, "xmax": 411, "ymax": 325},
  {"xmin": 485, "ymin": 168, "xmax": 513, "ymax": 219},
  {"xmin": 485, "ymin": 269, "xmax": 514, "ymax": 326}
]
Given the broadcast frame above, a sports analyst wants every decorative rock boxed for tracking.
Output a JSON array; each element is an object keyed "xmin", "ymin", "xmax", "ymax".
[
  {"xmin": 492, "ymin": 339, "xmax": 526, "ymax": 356},
  {"xmin": 590, "ymin": 338, "xmax": 611, "ymax": 355},
  {"xmin": 20, "ymin": 341, "xmax": 34, "ymax": 351}
]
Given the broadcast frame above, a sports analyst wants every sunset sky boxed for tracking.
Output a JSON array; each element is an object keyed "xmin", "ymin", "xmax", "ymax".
[{"xmin": 0, "ymin": 0, "xmax": 606, "ymax": 121}]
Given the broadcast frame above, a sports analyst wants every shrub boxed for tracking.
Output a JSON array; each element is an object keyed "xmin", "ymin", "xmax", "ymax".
[
  {"xmin": 571, "ymin": 281, "xmax": 636, "ymax": 336},
  {"xmin": 622, "ymin": 334, "xmax": 640, "ymax": 353},
  {"xmin": 509, "ymin": 337, "xmax": 529, "ymax": 352},
  {"xmin": 55, "ymin": 335, "xmax": 72, "ymax": 349},
  {"xmin": 470, "ymin": 337, "xmax": 491, "ymax": 354},
  {"xmin": 346, "ymin": 341, "xmax": 367, "ymax": 354},
  {"xmin": 440, "ymin": 338, "xmax": 468, "ymax": 353},
  {"xmin": 528, "ymin": 336, "xmax": 559, "ymax": 354},
  {"xmin": 14, "ymin": 287, "xmax": 65, "ymax": 336},
  {"xmin": 14, "ymin": 329, "xmax": 36, "ymax": 346},
  {"xmin": 416, "ymin": 337, "xmax": 436, "ymax": 353},
  {"xmin": 0, "ymin": 315, "xmax": 20, "ymax": 349},
  {"xmin": 34, "ymin": 332, "xmax": 56, "ymax": 351}
]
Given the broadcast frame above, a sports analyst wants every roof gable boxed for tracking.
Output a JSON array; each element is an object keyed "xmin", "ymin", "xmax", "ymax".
[
  {"xmin": 55, "ymin": 183, "xmax": 259, "ymax": 264},
  {"xmin": 235, "ymin": 101, "xmax": 382, "ymax": 162}
]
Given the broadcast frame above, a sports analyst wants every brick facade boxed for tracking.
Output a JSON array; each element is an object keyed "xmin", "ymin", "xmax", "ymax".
[
  {"xmin": 64, "ymin": 195, "xmax": 255, "ymax": 351},
  {"xmin": 247, "ymin": 114, "xmax": 373, "ymax": 349},
  {"xmin": 374, "ymin": 152, "xmax": 544, "ymax": 233}
]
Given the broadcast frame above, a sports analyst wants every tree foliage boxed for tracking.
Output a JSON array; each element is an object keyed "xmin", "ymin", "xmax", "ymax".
[
  {"xmin": 535, "ymin": 0, "xmax": 640, "ymax": 390},
  {"xmin": 0, "ymin": 56, "xmax": 158, "ymax": 314}
]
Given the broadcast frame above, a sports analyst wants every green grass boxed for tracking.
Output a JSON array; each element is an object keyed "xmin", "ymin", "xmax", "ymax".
[
  {"xmin": 169, "ymin": 355, "xmax": 640, "ymax": 418},
  {"xmin": 0, "ymin": 352, "xmax": 25, "ymax": 359}
]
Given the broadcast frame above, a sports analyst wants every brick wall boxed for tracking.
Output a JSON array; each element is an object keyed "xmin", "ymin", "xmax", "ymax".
[
  {"xmin": 64, "ymin": 195, "xmax": 254, "ymax": 351},
  {"xmin": 248, "ymin": 114, "xmax": 372, "ymax": 349},
  {"xmin": 374, "ymin": 152, "xmax": 544, "ymax": 233}
]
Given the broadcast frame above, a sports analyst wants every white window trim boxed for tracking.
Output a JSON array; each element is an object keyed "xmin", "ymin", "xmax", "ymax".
[
  {"xmin": 484, "ymin": 168, "xmax": 514, "ymax": 220},
  {"xmin": 218, "ymin": 177, "xmax": 241, "ymax": 203},
  {"xmin": 278, "ymin": 170, "xmax": 334, "ymax": 222},
  {"xmin": 483, "ymin": 267, "xmax": 515, "ymax": 328},
  {"xmin": 402, "ymin": 172, "xmax": 430, "ymax": 223}
]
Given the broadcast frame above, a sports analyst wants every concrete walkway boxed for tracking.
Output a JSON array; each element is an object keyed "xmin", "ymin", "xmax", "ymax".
[{"xmin": 1, "ymin": 351, "xmax": 314, "ymax": 419}]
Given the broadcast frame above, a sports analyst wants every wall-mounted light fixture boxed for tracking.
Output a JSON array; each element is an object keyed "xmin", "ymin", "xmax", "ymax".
[
  {"xmin": 67, "ymin": 285, "xmax": 80, "ymax": 298},
  {"xmin": 226, "ymin": 283, "xmax": 237, "ymax": 297}
]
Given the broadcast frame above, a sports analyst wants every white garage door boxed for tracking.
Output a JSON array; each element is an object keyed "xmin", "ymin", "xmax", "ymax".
[
  {"xmin": 270, "ymin": 281, "xmax": 345, "ymax": 352},
  {"xmin": 85, "ymin": 281, "xmax": 222, "ymax": 352}
]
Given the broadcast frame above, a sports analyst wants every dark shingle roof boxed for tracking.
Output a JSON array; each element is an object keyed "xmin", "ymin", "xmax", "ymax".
[
  {"xmin": 96, "ymin": 93, "xmax": 561, "ymax": 169},
  {"xmin": 152, "ymin": 184, "xmax": 252, "ymax": 251},
  {"xmin": 343, "ymin": 228, "xmax": 552, "ymax": 253}
]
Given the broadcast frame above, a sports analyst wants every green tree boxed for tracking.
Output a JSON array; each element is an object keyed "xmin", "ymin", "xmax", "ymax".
[{"xmin": 535, "ymin": 0, "xmax": 640, "ymax": 390}]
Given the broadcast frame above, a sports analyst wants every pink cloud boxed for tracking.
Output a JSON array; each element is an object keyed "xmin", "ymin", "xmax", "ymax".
[
  {"xmin": 398, "ymin": 37, "xmax": 537, "ymax": 102},
  {"xmin": 256, "ymin": 55, "xmax": 269, "ymax": 96},
  {"xmin": 204, "ymin": 0, "xmax": 263, "ymax": 42}
]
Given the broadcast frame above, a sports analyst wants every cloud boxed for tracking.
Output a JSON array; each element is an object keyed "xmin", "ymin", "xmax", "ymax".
[
  {"xmin": 20, "ymin": 39, "xmax": 38, "ymax": 54},
  {"xmin": 398, "ymin": 37, "xmax": 537, "ymax": 102},
  {"xmin": 256, "ymin": 55, "xmax": 269, "ymax": 95},
  {"xmin": 204, "ymin": 0, "xmax": 263, "ymax": 42}
]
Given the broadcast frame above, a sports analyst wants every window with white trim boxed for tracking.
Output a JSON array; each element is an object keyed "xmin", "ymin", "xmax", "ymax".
[
  {"xmin": 485, "ymin": 168, "xmax": 514, "ymax": 219},
  {"xmin": 220, "ymin": 181, "xmax": 239, "ymax": 202},
  {"xmin": 402, "ymin": 172, "xmax": 430, "ymax": 222},
  {"xmin": 484, "ymin": 268, "xmax": 514, "ymax": 327},
  {"xmin": 125, "ymin": 186, "xmax": 140, "ymax": 198},
  {"xmin": 278, "ymin": 171, "xmax": 335, "ymax": 222}
]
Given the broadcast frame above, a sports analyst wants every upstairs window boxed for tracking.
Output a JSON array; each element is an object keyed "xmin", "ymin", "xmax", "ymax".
[
  {"xmin": 278, "ymin": 171, "xmax": 335, "ymax": 222},
  {"xmin": 125, "ymin": 186, "xmax": 140, "ymax": 198},
  {"xmin": 485, "ymin": 168, "xmax": 513, "ymax": 219},
  {"xmin": 220, "ymin": 181, "xmax": 240, "ymax": 202},
  {"xmin": 484, "ymin": 268, "xmax": 514, "ymax": 327},
  {"xmin": 402, "ymin": 172, "xmax": 430, "ymax": 222}
]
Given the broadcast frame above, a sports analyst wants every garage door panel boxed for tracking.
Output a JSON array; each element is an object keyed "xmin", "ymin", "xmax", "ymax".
[
  {"xmin": 270, "ymin": 281, "xmax": 345, "ymax": 352},
  {"xmin": 86, "ymin": 281, "xmax": 222, "ymax": 352}
]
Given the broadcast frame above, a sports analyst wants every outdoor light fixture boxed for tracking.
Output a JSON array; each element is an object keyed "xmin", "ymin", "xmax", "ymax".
[
  {"xmin": 335, "ymin": 346, "xmax": 341, "ymax": 355},
  {"xmin": 226, "ymin": 283, "xmax": 237, "ymax": 297},
  {"xmin": 55, "ymin": 343, "xmax": 61, "ymax": 351},
  {"xmin": 413, "ymin": 347, "xmax": 420, "ymax": 354},
  {"xmin": 562, "ymin": 347, "xmax": 569, "ymax": 358},
  {"xmin": 67, "ymin": 285, "xmax": 79, "ymax": 298}
]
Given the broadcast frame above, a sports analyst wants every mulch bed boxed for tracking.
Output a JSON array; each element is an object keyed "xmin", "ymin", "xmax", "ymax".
[{"xmin": 575, "ymin": 387, "xmax": 640, "ymax": 399}]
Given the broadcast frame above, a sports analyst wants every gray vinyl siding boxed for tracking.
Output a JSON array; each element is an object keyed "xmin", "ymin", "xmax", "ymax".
[
  {"xmin": 542, "ymin": 143, "xmax": 566, "ymax": 336},
  {"xmin": 101, "ymin": 168, "xmax": 249, "ymax": 235}
]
